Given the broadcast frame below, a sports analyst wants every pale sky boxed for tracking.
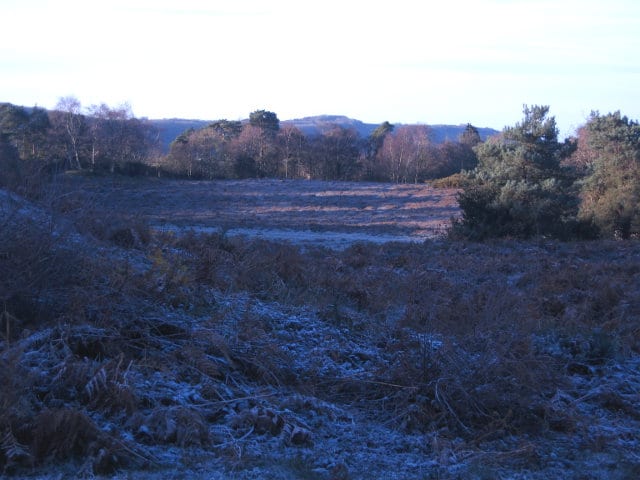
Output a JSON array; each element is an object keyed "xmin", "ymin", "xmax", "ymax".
[{"xmin": 2, "ymin": 0, "xmax": 639, "ymax": 137}]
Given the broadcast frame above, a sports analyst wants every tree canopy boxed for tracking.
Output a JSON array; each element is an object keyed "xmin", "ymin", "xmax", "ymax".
[
  {"xmin": 249, "ymin": 110, "xmax": 280, "ymax": 134},
  {"xmin": 454, "ymin": 105, "xmax": 585, "ymax": 239},
  {"xmin": 577, "ymin": 111, "xmax": 640, "ymax": 238}
]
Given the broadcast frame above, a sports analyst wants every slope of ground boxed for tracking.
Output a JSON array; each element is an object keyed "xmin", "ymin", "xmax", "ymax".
[{"xmin": 1, "ymin": 182, "xmax": 639, "ymax": 479}]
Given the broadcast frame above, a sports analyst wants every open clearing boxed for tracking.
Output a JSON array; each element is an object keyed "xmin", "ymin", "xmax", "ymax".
[{"xmin": 62, "ymin": 178, "xmax": 460, "ymax": 248}]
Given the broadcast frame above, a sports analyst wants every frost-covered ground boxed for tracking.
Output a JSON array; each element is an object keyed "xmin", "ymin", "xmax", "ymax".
[
  {"xmin": 53, "ymin": 177, "xmax": 458, "ymax": 247},
  {"xmin": 8, "ymin": 291, "xmax": 640, "ymax": 480},
  {"xmin": 2, "ymin": 181, "xmax": 640, "ymax": 479},
  {"xmin": 155, "ymin": 224, "xmax": 424, "ymax": 250}
]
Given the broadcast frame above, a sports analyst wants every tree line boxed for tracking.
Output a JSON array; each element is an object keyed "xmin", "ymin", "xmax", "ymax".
[
  {"xmin": 160, "ymin": 110, "xmax": 481, "ymax": 182},
  {"xmin": 453, "ymin": 105, "xmax": 640, "ymax": 240},
  {"xmin": 0, "ymin": 97, "xmax": 159, "ymax": 185},
  {"xmin": 0, "ymin": 98, "xmax": 480, "ymax": 187},
  {"xmin": 1, "ymin": 98, "xmax": 638, "ymax": 239}
]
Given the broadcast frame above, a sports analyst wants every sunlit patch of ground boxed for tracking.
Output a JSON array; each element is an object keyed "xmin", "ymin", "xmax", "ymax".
[{"xmin": 63, "ymin": 178, "xmax": 459, "ymax": 246}]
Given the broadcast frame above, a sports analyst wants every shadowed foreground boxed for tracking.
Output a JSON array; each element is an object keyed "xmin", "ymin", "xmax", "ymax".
[{"xmin": 1, "ymin": 181, "xmax": 639, "ymax": 479}]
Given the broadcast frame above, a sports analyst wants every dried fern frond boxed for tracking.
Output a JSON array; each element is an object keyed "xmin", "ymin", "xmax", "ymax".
[
  {"xmin": 1, "ymin": 427, "xmax": 33, "ymax": 469},
  {"xmin": 84, "ymin": 366, "xmax": 108, "ymax": 400},
  {"xmin": 128, "ymin": 407, "xmax": 209, "ymax": 447},
  {"xmin": 83, "ymin": 354, "xmax": 137, "ymax": 414},
  {"xmin": 283, "ymin": 423, "xmax": 312, "ymax": 446},
  {"xmin": 22, "ymin": 408, "xmax": 152, "ymax": 474},
  {"xmin": 28, "ymin": 409, "xmax": 99, "ymax": 461}
]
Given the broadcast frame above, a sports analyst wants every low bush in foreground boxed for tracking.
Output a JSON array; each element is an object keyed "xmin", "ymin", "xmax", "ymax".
[{"xmin": 1, "ymin": 192, "xmax": 639, "ymax": 478}]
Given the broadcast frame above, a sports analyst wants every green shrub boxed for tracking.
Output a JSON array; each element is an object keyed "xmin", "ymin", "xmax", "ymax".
[{"xmin": 452, "ymin": 106, "xmax": 585, "ymax": 240}]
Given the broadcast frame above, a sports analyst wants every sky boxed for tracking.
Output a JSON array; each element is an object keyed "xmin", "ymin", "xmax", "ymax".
[{"xmin": 1, "ymin": 0, "xmax": 639, "ymax": 137}]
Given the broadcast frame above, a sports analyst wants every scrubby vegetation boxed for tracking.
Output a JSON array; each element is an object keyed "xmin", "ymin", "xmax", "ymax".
[
  {"xmin": 1, "ymin": 100, "xmax": 481, "ymax": 185},
  {"xmin": 1, "ymin": 180, "xmax": 639, "ymax": 478},
  {"xmin": 575, "ymin": 112, "xmax": 640, "ymax": 239},
  {"xmin": 1, "ymin": 99, "xmax": 639, "ymax": 477},
  {"xmin": 453, "ymin": 106, "xmax": 639, "ymax": 241},
  {"xmin": 4, "ymin": 99, "xmax": 638, "ymax": 241}
]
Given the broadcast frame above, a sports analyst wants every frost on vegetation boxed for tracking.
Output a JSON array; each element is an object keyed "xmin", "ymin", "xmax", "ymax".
[
  {"xmin": 154, "ymin": 223, "xmax": 425, "ymax": 250},
  {"xmin": 2, "ymin": 188, "xmax": 640, "ymax": 479}
]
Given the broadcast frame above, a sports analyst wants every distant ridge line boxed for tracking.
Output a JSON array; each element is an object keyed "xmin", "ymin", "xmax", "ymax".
[{"xmin": 149, "ymin": 114, "xmax": 499, "ymax": 152}]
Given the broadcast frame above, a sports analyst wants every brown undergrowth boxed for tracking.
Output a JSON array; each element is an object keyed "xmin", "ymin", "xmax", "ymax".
[{"xmin": 1, "ymin": 185, "xmax": 640, "ymax": 478}]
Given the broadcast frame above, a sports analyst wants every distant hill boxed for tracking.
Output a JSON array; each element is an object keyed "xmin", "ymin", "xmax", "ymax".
[
  {"xmin": 423, "ymin": 124, "xmax": 499, "ymax": 143},
  {"xmin": 148, "ymin": 115, "xmax": 501, "ymax": 153},
  {"xmin": 150, "ymin": 118, "xmax": 211, "ymax": 152},
  {"xmin": 3, "ymin": 102, "xmax": 499, "ymax": 153},
  {"xmin": 281, "ymin": 115, "xmax": 499, "ymax": 143},
  {"xmin": 280, "ymin": 115, "xmax": 374, "ymax": 137}
]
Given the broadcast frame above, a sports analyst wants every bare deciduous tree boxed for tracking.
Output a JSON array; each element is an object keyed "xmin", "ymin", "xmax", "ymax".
[{"xmin": 54, "ymin": 96, "xmax": 85, "ymax": 170}]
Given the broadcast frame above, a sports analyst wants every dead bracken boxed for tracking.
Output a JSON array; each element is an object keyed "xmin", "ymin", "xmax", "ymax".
[{"xmin": 1, "ymin": 180, "xmax": 640, "ymax": 479}]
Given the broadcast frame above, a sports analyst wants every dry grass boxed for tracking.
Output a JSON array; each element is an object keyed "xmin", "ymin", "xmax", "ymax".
[{"xmin": 2, "ymin": 181, "xmax": 640, "ymax": 478}]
